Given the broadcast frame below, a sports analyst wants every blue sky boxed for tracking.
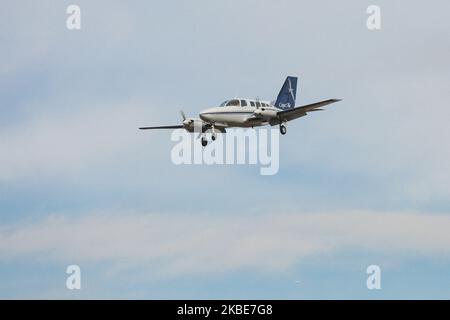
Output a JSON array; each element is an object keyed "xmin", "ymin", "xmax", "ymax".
[{"xmin": 1, "ymin": 0, "xmax": 450, "ymax": 299}]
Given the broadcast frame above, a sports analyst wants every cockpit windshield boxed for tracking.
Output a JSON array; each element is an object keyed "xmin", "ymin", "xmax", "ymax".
[
  {"xmin": 226, "ymin": 99, "xmax": 240, "ymax": 107},
  {"xmin": 219, "ymin": 99, "xmax": 240, "ymax": 107}
]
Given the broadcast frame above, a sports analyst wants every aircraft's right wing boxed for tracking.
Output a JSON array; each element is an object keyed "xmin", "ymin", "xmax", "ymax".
[{"xmin": 277, "ymin": 99, "xmax": 341, "ymax": 122}]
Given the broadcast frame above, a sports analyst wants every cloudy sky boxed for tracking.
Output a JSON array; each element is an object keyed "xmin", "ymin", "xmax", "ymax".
[{"xmin": 1, "ymin": 0, "xmax": 450, "ymax": 299}]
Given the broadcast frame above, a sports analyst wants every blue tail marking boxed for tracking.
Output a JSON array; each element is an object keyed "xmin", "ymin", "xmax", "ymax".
[{"xmin": 275, "ymin": 76, "xmax": 297, "ymax": 110}]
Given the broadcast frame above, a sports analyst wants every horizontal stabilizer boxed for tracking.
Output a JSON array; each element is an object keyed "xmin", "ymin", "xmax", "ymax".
[{"xmin": 277, "ymin": 99, "xmax": 341, "ymax": 122}]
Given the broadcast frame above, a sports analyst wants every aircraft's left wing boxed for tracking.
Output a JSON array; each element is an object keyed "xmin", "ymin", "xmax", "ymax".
[
  {"xmin": 277, "ymin": 99, "xmax": 341, "ymax": 122},
  {"xmin": 139, "ymin": 125, "xmax": 183, "ymax": 130}
]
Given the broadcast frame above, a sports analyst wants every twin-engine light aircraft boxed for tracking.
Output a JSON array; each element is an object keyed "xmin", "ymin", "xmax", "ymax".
[{"xmin": 139, "ymin": 76, "xmax": 341, "ymax": 146}]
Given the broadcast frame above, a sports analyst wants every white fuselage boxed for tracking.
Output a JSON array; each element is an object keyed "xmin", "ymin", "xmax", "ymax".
[{"xmin": 199, "ymin": 98, "xmax": 282, "ymax": 128}]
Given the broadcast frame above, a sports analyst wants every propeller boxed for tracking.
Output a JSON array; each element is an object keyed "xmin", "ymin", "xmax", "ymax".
[
  {"xmin": 181, "ymin": 110, "xmax": 207, "ymax": 139},
  {"xmin": 180, "ymin": 110, "xmax": 194, "ymax": 127}
]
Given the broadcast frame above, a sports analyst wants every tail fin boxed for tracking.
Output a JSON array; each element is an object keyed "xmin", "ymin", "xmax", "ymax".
[{"xmin": 275, "ymin": 76, "xmax": 297, "ymax": 110}]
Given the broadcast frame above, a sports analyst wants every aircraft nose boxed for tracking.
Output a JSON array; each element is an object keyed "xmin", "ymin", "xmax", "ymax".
[{"xmin": 199, "ymin": 109, "xmax": 213, "ymax": 121}]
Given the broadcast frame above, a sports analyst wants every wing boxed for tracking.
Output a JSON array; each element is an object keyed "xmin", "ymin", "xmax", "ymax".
[
  {"xmin": 139, "ymin": 125, "xmax": 184, "ymax": 130},
  {"xmin": 277, "ymin": 99, "xmax": 341, "ymax": 122},
  {"xmin": 139, "ymin": 123, "xmax": 227, "ymax": 133}
]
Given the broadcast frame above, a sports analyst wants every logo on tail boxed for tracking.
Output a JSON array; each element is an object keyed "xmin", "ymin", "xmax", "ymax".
[{"xmin": 275, "ymin": 76, "xmax": 298, "ymax": 110}]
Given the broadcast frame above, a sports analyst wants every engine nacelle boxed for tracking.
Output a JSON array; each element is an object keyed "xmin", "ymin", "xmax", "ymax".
[
  {"xmin": 254, "ymin": 108, "xmax": 278, "ymax": 119},
  {"xmin": 184, "ymin": 119, "xmax": 206, "ymax": 132}
]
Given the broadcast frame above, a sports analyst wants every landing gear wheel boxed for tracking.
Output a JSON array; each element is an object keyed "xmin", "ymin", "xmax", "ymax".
[
  {"xmin": 211, "ymin": 134, "xmax": 216, "ymax": 141},
  {"xmin": 201, "ymin": 137, "xmax": 208, "ymax": 147},
  {"xmin": 280, "ymin": 124, "xmax": 287, "ymax": 135}
]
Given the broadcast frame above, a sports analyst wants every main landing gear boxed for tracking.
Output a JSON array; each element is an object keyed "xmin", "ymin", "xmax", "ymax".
[
  {"xmin": 201, "ymin": 133, "xmax": 216, "ymax": 147},
  {"xmin": 280, "ymin": 124, "xmax": 287, "ymax": 135},
  {"xmin": 200, "ymin": 126, "xmax": 217, "ymax": 147}
]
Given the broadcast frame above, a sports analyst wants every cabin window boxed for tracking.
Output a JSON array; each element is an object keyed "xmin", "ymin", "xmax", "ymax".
[
  {"xmin": 240, "ymin": 100, "xmax": 247, "ymax": 107},
  {"xmin": 226, "ymin": 99, "xmax": 240, "ymax": 106},
  {"xmin": 250, "ymin": 101, "xmax": 255, "ymax": 107},
  {"xmin": 219, "ymin": 100, "xmax": 228, "ymax": 107},
  {"xmin": 256, "ymin": 101, "xmax": 261, "ymax": 108}
]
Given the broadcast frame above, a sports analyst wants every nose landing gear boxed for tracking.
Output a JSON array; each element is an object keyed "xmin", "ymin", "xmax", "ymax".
[{"xmin": 211, "ymin": 125, "xmax": 217, "ymax": 141}]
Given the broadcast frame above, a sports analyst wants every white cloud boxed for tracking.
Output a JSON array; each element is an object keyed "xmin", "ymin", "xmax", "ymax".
[{"xmin": 1, "ymin": 210, "xmax": 449, "ymax": 278}]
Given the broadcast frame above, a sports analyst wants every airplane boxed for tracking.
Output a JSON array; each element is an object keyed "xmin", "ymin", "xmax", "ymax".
[{"xmin": 139, "ymin": 76, "xmax": 341, "ymax": 146}]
